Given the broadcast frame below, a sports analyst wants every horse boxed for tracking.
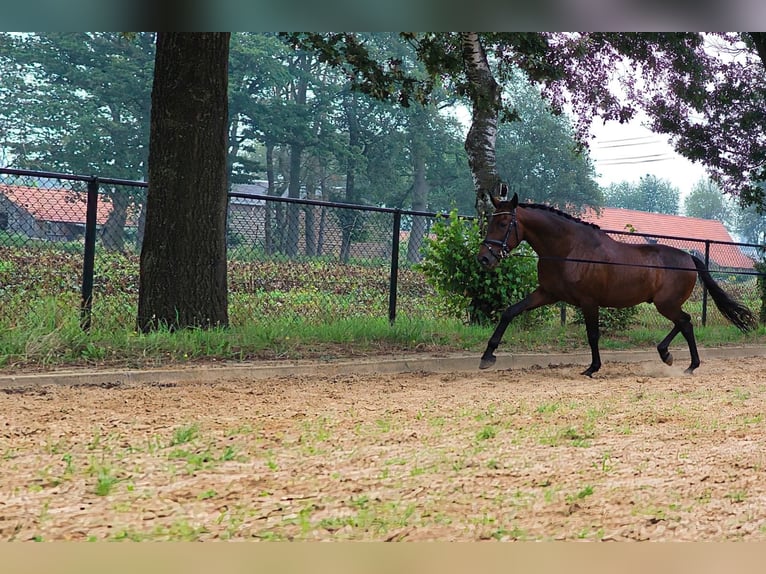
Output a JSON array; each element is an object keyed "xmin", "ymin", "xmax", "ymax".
[{"xmin": 476, "ymin": 191, "xmax": 757, "ymax": 376}]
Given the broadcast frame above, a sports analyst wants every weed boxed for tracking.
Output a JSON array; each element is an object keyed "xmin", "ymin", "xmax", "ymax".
[
  {"xmin": 536, "ymin": 402, "xmax": 560, "ymax": 414},
  {"xmin": 95, "ymin": 468, "xmax": 123, "ymax": 496},
  {"xmin": 566, "ymin": 485, "xmax": 594, "ymax": 504},
  {"xmin": 170, "ymin": 424, "xmax": 199, "ymax": 446},
  {"xmin": 726, "ymin": 490, "xmax": 747, "ymax": 503},
  {"xmin": 476, "ymin": 425, "xmax": 497, "ymax": 441}
]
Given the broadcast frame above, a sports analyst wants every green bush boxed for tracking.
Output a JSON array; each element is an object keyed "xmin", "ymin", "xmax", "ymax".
[
  {"xmin": 571, "ymin": 305, "xmax": 639, "ymax": 333},
  {"xmin": 417, "ymin": 209, "xmax": 540, "ymax": 325}
]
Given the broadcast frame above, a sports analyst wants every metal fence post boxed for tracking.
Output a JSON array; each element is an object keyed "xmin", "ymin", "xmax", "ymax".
[
  {"xmin": 702, "ymin": 240, "xmax": 710, "ymax": 327},
  {"xmin": 80, "ymin": 177, "xmax": 99, "ymax": 331},
  {"xmin": 388, "ymin": 210, "xmax": 401, "ymax": 325}
]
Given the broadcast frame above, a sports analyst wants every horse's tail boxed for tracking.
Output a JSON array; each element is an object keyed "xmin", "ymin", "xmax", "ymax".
[{"xmin": 691, "ymin": 255, "xmax": 758, "ymax": 333}]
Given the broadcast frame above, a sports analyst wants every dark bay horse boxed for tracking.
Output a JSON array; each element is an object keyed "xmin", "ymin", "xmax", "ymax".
[{"xmin": 476, "ymin": 192, "xmax": 757, "ymax": 376}]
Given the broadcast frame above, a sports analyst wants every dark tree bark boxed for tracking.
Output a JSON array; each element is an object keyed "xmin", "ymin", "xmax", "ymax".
[{"xmin": 138, "ymin": 32, "xmax": 231, "ymax": 332}]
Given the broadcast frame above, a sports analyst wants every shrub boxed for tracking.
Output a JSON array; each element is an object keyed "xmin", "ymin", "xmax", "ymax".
[
  {"xmin": 417, "ymin": 209, "xmax": 540, "ymax": 325},
  {"xmin": 571, "ymin": 305, "xmax": 639, "ymax": 333}
]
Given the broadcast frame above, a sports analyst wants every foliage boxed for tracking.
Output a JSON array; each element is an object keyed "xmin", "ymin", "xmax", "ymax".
[
  {"xmin": 604, "ymin": 174, "xmax": 680, "ymax": 215},
  {"xmin": 733, "ymin": 198, "xmax": 766, "ymax": 245},
  {"xmin": 0, "ymin": 32, "xmax": 155, "ymax": 179},
  {"xmin": 683, "ymin": 178, "xmax": 732, "ymax": 224},
  {"xmin": 496, "ymin": 71, "xmax": 602, "ymax": 213},
  {"xmin": 571, "ymin": 305, "xmax": 639, "ymax": 333},
  {"xmin": 417, "ymin": 210, "xmax": 539, "ymax": 325}
]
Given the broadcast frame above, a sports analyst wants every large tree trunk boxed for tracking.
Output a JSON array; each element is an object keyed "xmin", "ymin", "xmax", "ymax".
[
  {"xmin": 461, "ymin": 32, "xmax": 502, "ymax": 222},
  {"xmin": 138, "ymin": 32, "xmax": 230, "ymax": 332}
]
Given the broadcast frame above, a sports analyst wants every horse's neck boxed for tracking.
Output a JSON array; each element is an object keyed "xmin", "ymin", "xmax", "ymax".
[{"xmin": 520, "ymin": 208, "xmax": 579, "ymax": 256}]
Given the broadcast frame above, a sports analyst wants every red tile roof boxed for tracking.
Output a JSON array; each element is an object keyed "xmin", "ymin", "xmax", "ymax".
[
  {"xmin": 0, "ymin": 184, "xmax": 113, "ymax": 225},
  {"xmin": 582, "ymin": 206, "xmax": 754, "ymax": 269}
]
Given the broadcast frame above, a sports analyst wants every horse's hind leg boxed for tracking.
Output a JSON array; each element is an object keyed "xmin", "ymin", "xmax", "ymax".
[
  {"xmin": 678, "ymin": 314, "xmax": 701, "ymax": 374},
  {"xmin": 657, "ymin": 323, "xmax": 680, "ymax": 366},
  {"xmin": 656, "ymin": 309, "xmax": 700, "ymax": 374},
  {"xmin": 581, "ymin": 305, "xmax": 601, "ymax": 377}
]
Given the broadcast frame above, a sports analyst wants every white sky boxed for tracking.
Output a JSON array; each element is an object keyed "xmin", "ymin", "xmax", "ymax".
[{"xmin": 589, "ymin": 117, "xmax": 709, "ymax": 204}]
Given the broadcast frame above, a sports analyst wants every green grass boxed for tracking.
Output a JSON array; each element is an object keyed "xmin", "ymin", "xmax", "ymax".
[
  {"xmin": 0, "ymin": 296, "xmax": 763, "ymax": 371},
  {"xmin": 0, "ymin": 245, "xmax": 764, "ymax": 371}
]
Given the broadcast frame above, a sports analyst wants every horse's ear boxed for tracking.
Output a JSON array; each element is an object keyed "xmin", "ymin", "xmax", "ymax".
[
  {"xmin": 490, "ymin": 194, "xmax": 502, "ymax": 209},
  {"xmin": 509, "ymin": 192, "xmax": 518, "ymax": 208}
]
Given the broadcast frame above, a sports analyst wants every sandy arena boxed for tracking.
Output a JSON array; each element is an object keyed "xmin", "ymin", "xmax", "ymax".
[{"xmin": 2, "ymin": 353, "xmax": 766, "ymax": 541}]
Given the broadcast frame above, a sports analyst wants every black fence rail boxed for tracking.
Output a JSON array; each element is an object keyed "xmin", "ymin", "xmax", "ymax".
[{"xmin": 0, "ymin": 166, "xmax": 763, "ymax": 333}]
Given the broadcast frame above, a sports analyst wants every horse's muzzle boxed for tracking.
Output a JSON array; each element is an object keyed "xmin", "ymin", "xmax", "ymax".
[
  {"xmin": 477, "ymin": 253, "xmax": 493, "ymax": 267},
  {"xmin": 477, "ymin": 248, "xmax": 499, "ymax": 269}
]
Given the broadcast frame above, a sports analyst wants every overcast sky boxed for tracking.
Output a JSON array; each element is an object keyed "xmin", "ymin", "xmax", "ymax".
[{"xmin": 589, "ymin": 117, "xmax": 709, "ymax": 203}]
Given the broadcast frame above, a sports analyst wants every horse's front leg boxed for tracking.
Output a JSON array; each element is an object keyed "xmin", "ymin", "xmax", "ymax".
[
  {"xmin": 580, "ymin": 305, "xmax": 601, "ymax": 377},
  {"xmin": 479, "ymin": 288, "xmax": 556, "ymax": 369}
]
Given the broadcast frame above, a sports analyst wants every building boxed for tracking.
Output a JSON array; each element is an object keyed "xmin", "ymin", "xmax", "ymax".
[{"xmin": 0, "ymin": 184, "xmax": 113, "ymax": 241}]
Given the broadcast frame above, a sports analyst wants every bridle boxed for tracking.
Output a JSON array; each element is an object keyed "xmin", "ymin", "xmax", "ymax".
[{"xmin": 481, "ymin": 208, "xmax": 519, "ymax": 262}]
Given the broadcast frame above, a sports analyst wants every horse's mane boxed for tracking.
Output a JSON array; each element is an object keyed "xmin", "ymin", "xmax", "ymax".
[{"xmin": 519, "ymin": 202, "xmax": 601, "ymax": 230}]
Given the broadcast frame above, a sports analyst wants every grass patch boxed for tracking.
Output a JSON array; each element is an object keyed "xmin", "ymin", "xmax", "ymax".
[{"xmin": 0, "ymin": 247, "xmax": 764, "ymax": 371}]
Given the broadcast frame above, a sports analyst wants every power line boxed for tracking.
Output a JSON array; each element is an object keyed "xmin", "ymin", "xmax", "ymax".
[
  {"xmin": 595, "ymin": 135, "xmax": 659, "ymax": 144},
  {"xmin": 596, "ymin": 139, "xmax": 665, "ymax": 149},
  {"xmin": 594, "ymin": 153, "xmax": 677, "ymax": 165}
]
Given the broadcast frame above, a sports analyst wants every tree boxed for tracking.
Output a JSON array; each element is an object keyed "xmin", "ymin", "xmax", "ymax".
[
  {"xmin": 138, "ymin": 33, "xmax": 230, "ymax": 332},
  {"xmin": 495, "ymin": 71, "xmax": 602, "ymax": 212},
  {"xmin": 634, "ymin": 33, "xmax": 766, "ymax": 209},
  {"xmin": 683, "ymin": 178, "xmax": 732, "ymax": 224},
  {"xmin": 734, "ymin": 200, "xmax": 766, "ymax": 245},
  {"xmin": 0, "ymin": 32, "xmax": 156, "ymax": 251},
  {"xmin": 604, "ymin": 174, "xmax": 680, "ymax": 215},
  {"xmin": 285, "ymin": 33, "xmax": 720, "ymax": 215}
]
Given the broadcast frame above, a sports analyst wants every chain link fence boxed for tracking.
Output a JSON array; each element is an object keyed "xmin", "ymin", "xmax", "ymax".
[
  {"xmin": 0, "ymin": 166, "xmax": 763, "ymax": 333},
  {"xmin": 600, "ymin": 228, "xmax": 762, "ymax": 328}
]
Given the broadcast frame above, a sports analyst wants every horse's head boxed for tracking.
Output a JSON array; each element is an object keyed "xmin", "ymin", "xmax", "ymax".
[{"xmin": 477, "ymin": 192, "xmax": 521, "ymax": 269}]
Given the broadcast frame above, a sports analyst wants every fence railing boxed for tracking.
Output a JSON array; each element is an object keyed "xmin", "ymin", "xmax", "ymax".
[{"xmin": 1, "ymin": 166, "xmax": 763, "ymax": 332}]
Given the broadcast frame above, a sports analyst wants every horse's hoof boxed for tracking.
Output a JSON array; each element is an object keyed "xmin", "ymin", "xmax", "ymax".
[
  {"xmin": 684, "ymin": 365, "xmax": 697, "ymax": 375},
  {"xmin": 662, "ymin": 353, "xmax": 673, "ymax": 366},
  {"xmin": 581, "ymin": 368, "xmax": 594, "ymax": 378},
  {"xmin": 479, "ymin": 355, "xmax": 496, "ymax": 370}
]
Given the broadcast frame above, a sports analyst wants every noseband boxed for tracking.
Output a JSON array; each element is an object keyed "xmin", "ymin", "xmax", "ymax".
[{"xmin": 482, "ymin": 209, "xmax": 519, "ymax": 261}]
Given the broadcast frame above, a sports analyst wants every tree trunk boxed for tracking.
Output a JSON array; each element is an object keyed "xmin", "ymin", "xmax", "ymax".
[
  {"xmin": 407, "ymin": 152, "xmax": 428, "ymax": 263},
  {"xmin": 285, "ymin": 142, "xmax": 304, "ymax": 258},
  {"xmin": 303, "ymin": 181, "xmax": 317, "ymax": 257},
  {"xmin": 461, "ymin": 32, "xmax": 502, "ymax": 222},
  {"xmin": 138, "ymin": 32, "xmax": 230, "ymax": 332},
  {"xmin": 100, "ymin": 188, "xmax": 129, "ymax": 252},
  {"xmin": 749, "ymin": 33, "xmax": 766, "ymax": 65},
  {"xmin": 340, "ymin": 92, "xmax": 361, "ymax": 264}
]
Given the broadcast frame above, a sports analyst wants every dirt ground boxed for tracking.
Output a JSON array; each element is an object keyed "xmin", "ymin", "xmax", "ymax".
[{"xmin": 2, "ymin": 356, "xmax": 766, "ymax": 541}]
